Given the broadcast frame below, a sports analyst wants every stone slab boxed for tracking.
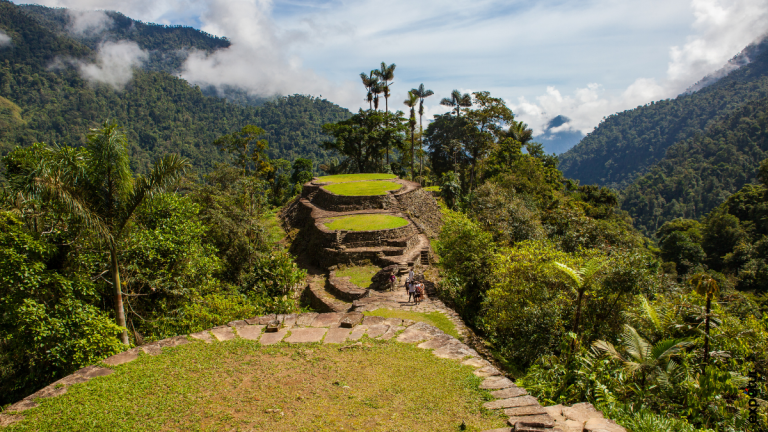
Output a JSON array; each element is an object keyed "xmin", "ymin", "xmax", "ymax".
[
  {"xmin": 480, "ymin": 376, "xmax": 515, "ymax": 390},
  {"xmin": 380, "ymin": 325, "xmax": 403, "ymax": 340},
  {"xmin": 349, "ymin": 325, "xmax": 368, "ymax": 340},
  {"xmin": 236, "ymin": 325, "xmax": 265, "ymax": 340},
  {"xmin": 25, "ymin": 384, "xmax": 67, "ymax": 400},
  {"xmin": 228, "ymin": 320, "xmax": 247, "ymax": 327},
  {"xmin": 490, "ymin": 386, "xmax": 528, "ymax": 399},
  {"xmin": 244, "ymin": 317, "xmax": 261, "ymax": 325},
  {"xmin": 483, "ymin": 396, "xmax": 540, "ymax": 410},
  {"xmin": 479, "ymin": 429, "xmax": 512, "ymax": 432},
  {"xmin": 504, "ymin": 405, "xmax": 548, "ymax": 417},
  {"xmin": 258, "ymin": 314, "xmax": 277, "ymax": 325},
  {"xmin": 296, "ymin": 312, "xmax": 319, "ymax": 327},
  {"xmin": 282, "ymin": 313, "xmax": 298, "ymax": 329},
  {"xmin": 397, "ymin": 322, "xmax": 442, "ymax": 343},
  {"xmin": 75, "ymin": 365, "xmax": 114, "ymax": 380},
  {"xmin": 190, "ymin": 330, "xmax": 214, "ymax": 343},
  {"xmin": 285, "ymin": 327, "xmax": 327, "ymax": 343},
  {"xmin": 383, "ymin": 318, "xmax": 403, "ymax": 327},
  {"xmin": 259, "ymin": 328, "xmax": 288, "ymax": 345},
  {"xmin": 367, "ymin": 324, "xmax": 389, "ymax": 338},
  {"xmin": 157, "ymin": 335, "xmax": 189, "ymax": 348},
  {"xmin": 324, "ymin": 327, "xmax": 351, "ymax": 344},
  {"xmin": 103, "ymin": 347, "xmax": 140, "ymax": 366},
  {"xmin": 432, "ymin": 342, "xmax": 477, "ymax": 360},
  {"xmin": 563, "ymin": 402, "xmax": 603, "ymax": 424},
  {"xmin": 0, "ymin": 414, "xmax": 23, "ymax": 427},
  {"xmin": 310, "ymin": 312, "xmax": 343, "ymax": 328},
  {"xmin": 463, "ymin": 357, "xmax": 492, "ymax": 368},
  {"xmin": 473, "ymin": 365, "xmax": 502, "ymax": 377},
  {"xmin": 6, "ymin": 400, "xmax": 38, "ymax": 413},
  {"xmin": 507, "ymin": 414, "xmax": 554, "ymax": 428},
  {"xmin": 211, "ymin": 326, "xmax": 236, "ymax": 341},
  {"xmin": 584, "ymin": 418, "xmax": 626, "ymax": 432},
  {"xmin": 340, "ymin": 312, "xmax": 364, "ymax": 328},
  {"xmin": 141, "ymin": 343, "xmax": 163, "ymax": 356},
  {"xmin": 417, "ymin": 334, "xmax": 458, "ymax": 350},
  {"xmin": 362, "ymin": 315, "xmax": 386, "ymax": 325},
  {"xmin": 402, "ymin": 319, "xmax": 416, "ymax": 326}
]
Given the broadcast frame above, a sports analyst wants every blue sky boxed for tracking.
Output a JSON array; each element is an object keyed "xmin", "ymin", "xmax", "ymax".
[{"xmin": 15, "ymin": 0, "xmax": 768, "ymax": 152}]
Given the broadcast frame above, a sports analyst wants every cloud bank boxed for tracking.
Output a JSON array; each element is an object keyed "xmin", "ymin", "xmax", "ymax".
[
  {"xmin": 0, "ymin": 29, "xmax": 12, "ymax": 48},
  {"xmin": 67, "ymin": 9, "xmax": 113, "ymax": 35},
  {"xmin": 78, "ymin": 41, "xmax": 148, "ymax": 89}
]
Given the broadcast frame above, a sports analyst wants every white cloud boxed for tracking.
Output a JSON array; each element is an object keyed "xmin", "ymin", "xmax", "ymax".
[
  {"xmin": 67, "ymin": 9, "xmax": 113, "ymax": 34},
  {"xmin": 78, "ymin": 41, "xmax": 148, "ymax": 89},
  {"xmin": 0, "ymin": 29, "xmax": 12, "ymax": 48}
]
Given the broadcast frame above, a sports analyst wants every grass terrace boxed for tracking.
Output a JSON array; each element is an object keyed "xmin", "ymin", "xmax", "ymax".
[
  {"xmin": 335, "ymin": 264, "xmax": 380, "ymax": 288},
  {"xmin": 323, "ymin": 180, "xmax": 401, "ymax": 196},
  {"xmin": 314, "ymin": 173, "xmax": 397, "ymax": 184},
  {"xmin": 5, "ymin": 339, "xmax": 504, "ymax": 431},
  {"xmin": 423, "ymin": 186, "xmax": 440, "ymax": 192},
  {"xmin": 324, "ymin": 214, "xmax": 408, "ymax": 232}
]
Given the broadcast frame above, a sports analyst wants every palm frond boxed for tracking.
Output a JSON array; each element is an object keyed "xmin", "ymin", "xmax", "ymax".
[
  {"xmin": 621, "ymin": 324, "xmax": 651, "ymax": 363},
  {"xmin": 553, "ymin": 261, "xmax": 583, "ymax": 288},
  {"xmin": 650, "ymin": 338, "xmax": 693, "ymax": 361},
  {"xmin": 592, "ymin": 340, "xmax": 626, "ymax": 363}
]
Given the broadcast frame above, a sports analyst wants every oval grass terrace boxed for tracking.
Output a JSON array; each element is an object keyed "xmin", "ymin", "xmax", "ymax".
[
  {"xmin": 322, "ymin": 180, "xmax": 402, "ymax": 196},
  {"xmin": 324, "ymin": 214, "xmax": 409, "ymax": 232},
  {"xmin": 313, "ymin": 173, "xmax": 397, "ymax": 184}
]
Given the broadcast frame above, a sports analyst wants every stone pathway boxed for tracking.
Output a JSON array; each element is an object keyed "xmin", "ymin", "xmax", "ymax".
[{"xmin": 0, "ymin": 311, "xmax": 625, "ymax": 432}]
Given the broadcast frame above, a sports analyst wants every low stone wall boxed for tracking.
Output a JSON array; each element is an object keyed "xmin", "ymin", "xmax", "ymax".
[
  {"xmin": 394, "ymin": 188, "xmax": 443, "ymax": 238},
  {"xmin": 326, "ymin": 271, "xmax": 370, "ymax": 300},
  {"xmin": 311, "ymin": 186, "xmax": 397, "ymax": 212}
]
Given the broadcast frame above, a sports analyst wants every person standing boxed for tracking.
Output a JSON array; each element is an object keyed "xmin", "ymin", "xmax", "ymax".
[{"xmin": 408, "ymin": 280, "xmax": 416, "ymax": 303}]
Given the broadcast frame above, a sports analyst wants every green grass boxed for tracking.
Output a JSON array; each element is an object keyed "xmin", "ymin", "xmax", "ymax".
[
  {"xmin": 261, "ymin": 208, "xmax": 285, "ymax": 243},
  {"xmin": 323, "ymin": 181, "xmax": 402, "ymax": 196},
  {"xmin": 314, "ymin": 173, "xmax": 397, "ymax": 184},
  {"xmin": 364, "ymin": 310, "xmax": 461, "ymax": 340},
  {"xmin": 423, "ymin": 185, "xmax": 440, "ymax": 192},
  {"xmin": 6, "ymin": 339, "xmax": 504, "ymax": 432},
  {"xmin": 325, "ymin": 214, "xmax": 408, "ymax": 232},
  {"xmin": 335, "ymin": 265, "xmax": 380, "ymax": 287}
]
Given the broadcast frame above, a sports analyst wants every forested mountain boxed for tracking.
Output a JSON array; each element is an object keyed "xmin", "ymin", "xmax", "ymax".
[
  {"xmin": 0, "ymin": 0, "xmax": 350, "ymax": 174},
  {"xmin": 558, "ymin": 35, "xmax": 768, "ymax": 189},
  {"xmin": 621, "ymin": 97, "xmax": 768, "ymax": 235}
]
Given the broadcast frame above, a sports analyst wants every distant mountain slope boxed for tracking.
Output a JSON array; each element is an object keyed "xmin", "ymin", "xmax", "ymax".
[
  {"xmin": 0, "ymin": 0, "xmax": 350, "ymax": 174},
  {"xmin": 620, "ymin": 97, "xmax": 768, "ymax": 236},
  {"xmin": 558, "ymin": 35, "xmax": 768, "ymax": 189}
]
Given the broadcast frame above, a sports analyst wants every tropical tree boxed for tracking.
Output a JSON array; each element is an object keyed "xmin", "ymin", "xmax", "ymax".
[
  {"xmin": 553, "ymin": 258, "xmax": 608, "ymax": 341},
  {"xmin": 404, "ymin": 90, "xmax": 419, "ymax": 179},
  {"xmin": 8, "ymin": 121, "xmax": 189, "ymax": 345},
  {"xmin": 593, "ymin": 324, "xmax": 692, "ymax": 391},
  {"xmin": 464, "ymin": 91, "xmax": 515, "ymax": 190},
  {"xmin": 411, "ymin": 84, "xmax": 435, "ymax": 177},
  {"xmin": 360, "ymin": 71, "xmax": 379, "ymax": 111},
  {"xmin": 212, "ymin": 125, "xmax": 270, "ymax": 177},
  {"xmin": 376, "ymin": 62, "xmax": 396, "ymax": 163},
  {"xmin": 508, "ymin": 120, "xmax": 533, "ymax": 145},
  {"xmin": 690, "ymin": 273, "xmax": 719, "ymax": 371},
  {"xmin": 440, "ymin": 89, "xmax": 472, "ymax": 117}
]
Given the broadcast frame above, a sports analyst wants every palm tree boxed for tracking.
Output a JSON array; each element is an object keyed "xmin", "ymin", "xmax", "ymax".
[
  {"xmin": 690, "ymin": 273, "xmax": 719, "ymax": 371},
  {"xmin": 18, "ymin": 121, "xmax": 189, "ymax": 345},
  {"xmin": 593, "ymin": 324, "xmax": 692, "ymax": 391},
  {"xmin": 553, "ymin": 258, "xmax": 607, "ymax": 341},
  {"xmin": 411, "ymin": 84, "xmax": 434, "ymax": 180},
  {"xmin": 508, "ymin": 121, "xmax": 533, "ymax": 145},
  {"xmin": 376, "ymin": 62, "xmax": 396, "ymax": 164},
  {"xmin": 404, "ymin": 91, "xmax": 418, "ymax": 179},
  {"xmin": 440, "ymin": 89, "xmax": 472, "ymax": 117},
  {"xmin": 359, "ymin": 71, "xmax": 379, "ymax": 111},
  {"xmin": 372, "ymin": 81, "xmax": 383, "ymax": 111}
]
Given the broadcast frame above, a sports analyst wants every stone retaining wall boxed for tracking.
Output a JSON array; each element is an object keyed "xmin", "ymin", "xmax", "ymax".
[
  {"xmin": 326, "ymin": 271, "xmax": 370, "ymax": 300},
  {"xmin": 394, "ymin": 187, "xmax": 443, "ymax": 238},
  {"xmin": 310, "ymin": 186, "xmax": 397, "ymax": 212}
]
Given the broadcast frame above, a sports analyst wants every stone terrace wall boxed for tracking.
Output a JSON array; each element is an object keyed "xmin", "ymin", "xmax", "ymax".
[
  {"xmin": 310, "ymin": 186, "xmax": 399, "ymax": 212},
  {"xmin": 395, "ymin": 188, "xmax": 443, "ymax": 238}
]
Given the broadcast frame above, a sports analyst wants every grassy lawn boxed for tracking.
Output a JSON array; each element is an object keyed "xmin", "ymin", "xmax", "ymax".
[
  {"xmin": 261, "ymin": 208, "xmax": 285, "ymax": 243},
  {"xmin": 364, "ymin": 310, "xmax": 461, "ymax": 340},
  {"xmin": 315, "ymin": 173, "xmax": 397, "ymax": 184},
  {"xmin": 335, "ymin": 264, "xmax": 380, "ymax": 287},
  {"xmin": 325, "ymin": 214, "xmax": 408, "ymax": 232},
  {"xmin": 6, "ymin": 339, "xmax": 504, "ymax": 432},
  {"xmin": 423, "ymin": 185, "xmax": 440, "ymax": 192},
  {"xmin": 323, "ymin": 181, "xmax": 402, "ymax": 196}
]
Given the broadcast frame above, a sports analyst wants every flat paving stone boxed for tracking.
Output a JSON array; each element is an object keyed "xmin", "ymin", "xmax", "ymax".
[
  {"xmin": 228, "ymin": 320, "xmax": 247, "ymax": 327},
  {"xmin": 380, "ymin": 325, "xmax": 403, "ymax": 340},
  {"xmin": 397, "ymin": 322, "xmax": 443, "ymax": 343},
  {"xmin": 362, "ymin": 315, "xmax": 386, "ymax": 325},
  {"xmin": 323, "ymin": 327, "xmax": 351, "ymax": 344},
  {"xmin": 282, "ymin": 313, "xmax": 298, "ymax": 328},
  {"xmin": 0, "ymin": 414, "xmax": 23, "ymax": 427},
  {"xmin": 141, "ymin": 343, "xmax": 163, "ymax": 356},
  {"xmin": 474, "ymin": 365, "xmax": 502, "ymax": 377},
  {"xmin": 244, "ymin": 317, "xmax": 261, "ymax": 325},
  {"xmin": 432, "ymin": 342, "xmax": 477, "ymax": 360},
  {"xmin": 367, "ymin": 324, "xmax": 389, "ymax": 338},
  {"xmin": 504, "ymin": 405, "xmax": 549, "ymax": 417},
  {"xmin": 258, "ymin": 314, "xmax": 277, "ymax": 325},
  {"xmin": 340, "ymin": 312, "xmax": 363, "ymax": 328},
  {"xmin": 484, "ymin": 396, "xmax": 540, "ymax": 410},
  {"xmin": 157, "ymin": 335, "xmax": 189, "ymax": 348},
  {"xmin": 296, "ymin": 312, "xmax": 319, "ymax": 327},
  {"xmin": 480, "ymin": 376, "xmax": 515, "ymax": 390},
  {"xmin": 564, "ymin": 402, "xmax": 603, "ymax": 424},
  {"xmin": 417, "ymin": 334, "xmax": 458, "ymax": 350},
  {"xmin": 259, "ymin": 328, "xmax": 288, "ymax": 345},
  {"xmin": 479, "ymin": 429, "xmax": 512, "ymax": 432},
  {"xmin": 103, "ymin": 347, "xmax": 140, "ymax": 366},
  {"xmin": 584, "ymin": 418, "xmax": 626, "ymax": 432},
  {"xmin": 285, "ymin": 327, "xmax": 327, "ymax": 343},
  {"xmin": 310, "ymin": 312, "xmax": 342, "ymax": 327},
  {"xmin": 74, "ymin": 365, "xmax": 114, "ymax": 380},
  {"xmin": 5, "ymin": 400, "xmax": 38, "ymax": 413},
  {"xmin": 507, "ymin": 414, "xmax": 555, "ymax": 428},
  {"xmin": 463, "ymin": 357, "xmax": 492, "ymax": 368},
  {"xmin": 236, "ymin": 325, "xmax": 264, "ymax": 340},
  {"xmin": 349, "ymin": 325, "xmax": 368, "ymax": 340},
  {"xmin": 383, "ymin": 318, "xmax": 403, "ymax": 327},
  {"xmin": 491, "ymin": 387, "xmax": 528, "ymax": 399},
  {"xmin": 190, "ymin": 330, "xmax": 214, "ymax": 343},
  {"xmin": 211, "ymin": 326, "xmax": 236, "ymax": 341}
]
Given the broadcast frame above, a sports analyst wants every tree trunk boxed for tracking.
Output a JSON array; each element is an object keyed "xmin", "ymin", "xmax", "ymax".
[
  {"xmin": 411, "ymin": 128, "xmax": 415, "ymax": 180},
  {"xmin": 111, "ymin": 246, "xmax": 129, "ymax": 345},
  {"xmin": 703, "ymin": 294, "xmax": 711, "ymax": 372},
  {"xmin": 573, "ymin": 289, "xmax": 584, "ymax": 336}
]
